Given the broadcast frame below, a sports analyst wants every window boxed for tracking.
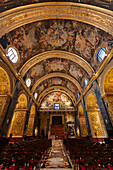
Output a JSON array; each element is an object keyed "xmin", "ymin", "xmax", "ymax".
[
  {"xmin": 6, "ymin": 47, "xmax": 18, "ymax": 63},
  {"xmin": 96, "ymin": 47, "xmax": 106, "ymax": 63},
  {"xmin": 26, "ymin": 78, "xmax": 31, "ymax": 87},
  {"xmin": 34, "ymin": 92, "xmax": 38, "ymax": 99},
  {"xmin": 77, "ymin": 93, "xmax": 79, "ymax": 99},
  {"xmin": 83, "ymin": 78, "xmax": 88, "ymax": 87}
]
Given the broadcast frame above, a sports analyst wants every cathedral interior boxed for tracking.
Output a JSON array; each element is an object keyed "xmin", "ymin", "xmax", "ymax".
[{"xmin": 0, "ymin": 0, "xmax": 113, "ymax": 168}]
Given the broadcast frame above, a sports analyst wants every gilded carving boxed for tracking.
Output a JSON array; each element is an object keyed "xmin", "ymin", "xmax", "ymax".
[
  {"xmin": 8, "ymin": 93, "xmax": 28, "ymax": 136},
  {"xmin": 80, "ymin": 118, "xmax": 88, "ymax": 136},
  {"xmin": 26, "ymin": 104, "xmax": 36, "ymax": 136},
  {"xmin": 1, "ymin": 3, "xmax": 113, "ymax": 37}
]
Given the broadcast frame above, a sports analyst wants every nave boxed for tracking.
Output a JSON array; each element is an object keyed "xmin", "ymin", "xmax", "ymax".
[
  {"xmin": 0, "ymin": 137, "xmax": 113, "ymax": 170},
  {"xmin": 40, "ymin": 139, "xmax": 72, "ymax": 169}
]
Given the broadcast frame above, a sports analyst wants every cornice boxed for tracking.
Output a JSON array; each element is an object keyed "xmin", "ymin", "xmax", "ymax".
[{"xmin": 0, "ymin": 2, "xmax": 113, "ymax": 37}]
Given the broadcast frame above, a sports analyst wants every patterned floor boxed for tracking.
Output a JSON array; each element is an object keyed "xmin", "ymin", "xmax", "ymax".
[{"xmin": 40, "ymin": 140, "xmax": 72, "ymax": 169}]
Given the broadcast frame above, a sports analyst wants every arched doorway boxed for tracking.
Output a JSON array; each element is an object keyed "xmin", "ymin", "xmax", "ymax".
[
  {"xmin": 8, "ymin": 93, "xmax": 28, "ymax": 136},
  {"xmin": 0, "ymin": 66, "xmax": 11, "ymax": 128},
  {"xmin": 78, "ymin": 105, "xmax": 88, "ymax": 136},
  {"xmin": 87, "ymin": 93, "xmax": 107, "ymax": 137}
]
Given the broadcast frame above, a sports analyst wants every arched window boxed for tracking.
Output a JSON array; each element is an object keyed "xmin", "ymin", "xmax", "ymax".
[
  {"xmin": 83, "ymin": 78, "xmax": 88, "ymax": 87},
  {"xmin": 96, "ymin": 47, "xmax": 106, "ymax": 63},
  {"xmin": 6, "ymin": 46, "xmax": 18, "ymax": 63}
]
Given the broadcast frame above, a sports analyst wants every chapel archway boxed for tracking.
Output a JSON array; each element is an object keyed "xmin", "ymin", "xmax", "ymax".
[
  {"xmin": 104, "ymin": 67, "xmax": 113, "ymax": 124},
  {"xmin": 78, "ymin": 104, "xmax": 88, "ymax": 136},
  {"xmin": 87, "ymin": 93, "xmax": 107, "ymax": 137},
  {"xmin": 8, "ymin": 93, "xmax": 28, "ymax": 136},
  {"xmin": 26, "ymin": 104, "xmax": 36, "ymax": 136},
  {"xmin": 0, "ymin": 66, "xmax": 11, "ymax": 128}
]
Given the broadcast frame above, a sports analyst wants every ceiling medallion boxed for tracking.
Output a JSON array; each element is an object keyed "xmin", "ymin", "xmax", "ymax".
[{"xmin": 46, "ymin": 23, "xmax": 68, "ymax": 47}]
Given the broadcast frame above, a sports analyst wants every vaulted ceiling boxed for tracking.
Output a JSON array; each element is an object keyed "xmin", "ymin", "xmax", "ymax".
[{"xmin": 0, "ymin": 0, "xmax": 113, "ymax": 109}]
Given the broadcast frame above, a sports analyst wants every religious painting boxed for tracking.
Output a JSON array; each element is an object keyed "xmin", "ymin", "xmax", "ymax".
[
  {"xmin": 35, "ymin": 77, "xmax": 79, "ymax": 100},
  {"xmin": 26, "ymin": 58, "xmax": 89, "ymax": 87},
  {"xmin": 1, "ymin": 19, "xmax": 113, "ymax": 71},
  {"xmin": 41, "ymin": 91, "xmax": 73, "ymax": 108}
]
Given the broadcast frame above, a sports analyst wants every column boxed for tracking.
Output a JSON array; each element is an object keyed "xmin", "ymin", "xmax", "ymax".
[
  {"xmin": 23, "ymin": 98, "xmax": 32, "ymax": 136},
  {"xmin": 93, "ymin": 79, "xmax": 113, "ymax": 131},
  {"xmin": 0, "ymin": 80, "xmax": 21, "ymax": 136},
  {"xmin": 82, "ymin": 98, "xmax": 91, "ymax": 136}
]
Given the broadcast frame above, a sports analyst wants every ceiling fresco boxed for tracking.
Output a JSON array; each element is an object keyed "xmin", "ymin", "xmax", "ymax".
[
  {"xmin": 0, "ymin": 0, "xmax": 113, "ymax": 13},
  {"xmin": 1, "ymin": 19, "xmax": 113, "ymax": 72},
  {"xmin": 27, "ymin": 58, "xmax": 89, "ymax": 85},
  {"xmin": 35, "ymin": 77, "xmax": 79, "ymax": 100},
  {"xmin": 40, "ymin": 91, "xmax": 73, "ymax": 108}
]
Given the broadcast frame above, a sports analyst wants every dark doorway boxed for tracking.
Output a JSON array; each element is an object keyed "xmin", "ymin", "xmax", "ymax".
[{"xmin": 52, "ymin": 116, "xmax": 62, "ymax": 125}]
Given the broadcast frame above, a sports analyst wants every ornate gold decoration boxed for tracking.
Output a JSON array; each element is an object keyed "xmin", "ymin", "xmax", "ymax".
[
  {"xmin": 1, "ymin": 3, "xmax": 113, "ymax": 37},
  {"xmin": 87, "ymin": 93, "xmax": 107, "ymax": 137},
  {"xmin": 8, "ymin": 93, "xmax": 27, "ymax": 136},
  {"xmin": 0, "ymin": 67, "xmax": 11, "ymax": 128},
  {"xmin": 104, "ymin": 67, "xmax": 113, "ymax": 94},
  {"xmin": 104, "ymin": 68, "xmax": 113, "ymax": 124},
  {"xmin": 31, "ymin": 72, "xmax": 82, "ymax": 94},
  {"xmin": 26, "ymin": 104, "xmax": 36, "ymax": 136},
  {"xmin": 78, "ymin": 104, "xmax": 88, "ymax": 136},
  {"xmin": 87, "ymin": 93, "xmax": 99, "ymax": 111},
  {"xmin": 20, "ymin": 50, "xmax": 94, "ymax": 77}
]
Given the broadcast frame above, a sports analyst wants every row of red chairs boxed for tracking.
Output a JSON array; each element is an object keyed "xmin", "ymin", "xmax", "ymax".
[
  {"xmin": 0, "ymin": 138, "xmax": 51, "ymax": 169},
  {"xmin": 64, "ymin": 138, "xmax": 113, "ymax": 170}
]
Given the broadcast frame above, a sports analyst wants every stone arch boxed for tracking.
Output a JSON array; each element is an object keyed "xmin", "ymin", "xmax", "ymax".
[
  {"xmin": 20, "ymin": 50, "xmax": 94, "ymax": 77},
  {"xmin": 86, "ymin": 93, "xmax": 107, "ymax": 137},
  {"xmin": 31, "ymin": 72, "xmax": 82, "ymax": 94},
  {"xmin": 37, "ymin": 86, "xmax": 76, "ymax": 105}
]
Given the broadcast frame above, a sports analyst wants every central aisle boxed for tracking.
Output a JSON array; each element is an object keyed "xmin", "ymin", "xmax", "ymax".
[{"xmin": 40, "ymin": 139, "xmax": 72, "ymax": 169}]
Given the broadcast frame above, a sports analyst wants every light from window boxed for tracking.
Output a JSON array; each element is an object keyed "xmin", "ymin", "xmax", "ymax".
[
  {"xmin": 26, "ymin": 78, "xmax": 31, "ymax": 87},
  {"xmin": 34, "ymin": 92, "xmax": 38, "ymax": 99},
  {"xmin": 7, "ymin": 47, "xmax": 18, "ymax": 63},
  {"xmin": 83, "ymin": 78, "xmax": 88, "ymax": 87},
  {"xmin": 97, "ymin": 47, "xmax": 106, "ymax": 63},
  {"xmin": 77, "ymin": 93, "xmax": 79, "ymax": 99}
]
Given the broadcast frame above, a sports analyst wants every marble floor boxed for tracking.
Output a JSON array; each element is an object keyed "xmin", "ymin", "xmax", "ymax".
[{"xmin": 40, "ymin": 140, "xmax": 72, "ymax": 169}]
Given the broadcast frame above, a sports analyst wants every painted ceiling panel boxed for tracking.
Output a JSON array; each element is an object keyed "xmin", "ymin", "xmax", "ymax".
[
  {"xmin": 35, "ymin": 77, "xmax": 79, "ymax": 100},
  {"xmin": 27, "ymin": 58, "xmax": 89, "ymax": 85},
  {"xmin": 1, "ymin": 19, "xmax": 113, "ymax": 72},
  {"xmin": 40, "ymin": 91, "xmax": 73, "ymax": 109}
]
